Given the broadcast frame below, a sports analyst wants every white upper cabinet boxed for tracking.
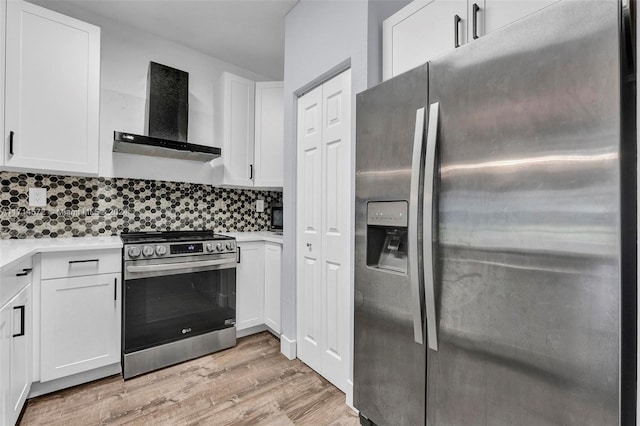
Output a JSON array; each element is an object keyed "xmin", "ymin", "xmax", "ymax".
[
  {"xmin": 383, "ymin": 0, "xmax": 468, "ymax": 80},
  {"xmin": 215, "ymin": 73, "xmax": 284, "ymax": 189},
  {"xmin": 480, "ymin": 0, "xmax": 559, "ymax": 36},
  {"xmin": 4, "ymin": 0, "xmax": 100, "ymax": 175},
  {"xmin": 216, "ymin": 72, "xmax": 256, "ymax": 187},
  {"xmin": 383, "ymin": 0, "xmax": 560, "ymax": 80},
  {"xmin": 254, "ymin": 82, "xmax": 284, "ymax": 188}
]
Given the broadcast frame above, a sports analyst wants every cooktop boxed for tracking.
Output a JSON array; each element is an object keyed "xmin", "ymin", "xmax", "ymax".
[{"xmin": 120, "ymin": 230, "xmax": 233, "ymax": 244}]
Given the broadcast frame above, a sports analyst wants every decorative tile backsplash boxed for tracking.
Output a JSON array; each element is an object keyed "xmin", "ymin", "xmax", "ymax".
[{"xmin": 0, "ymin": 172, "xmax": 282, "ymax": 239}]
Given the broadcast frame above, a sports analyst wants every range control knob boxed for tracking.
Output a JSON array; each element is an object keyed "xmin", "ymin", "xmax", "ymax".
[
  {"xmin": 206, "ymin": 243, "xmax": 214, "ymax": 253},
  {"xmin": 216, "ymin": 242, "xmax": 223, "ymax": 252},
  {"xmin": 155, "ymin": 245, "xmax": 167, "ymax": 256},
  {"xmin": 142, "ymin": 246, "xmax": 155, "ymax": 257},
  {"xmin": 226, "ymin": 242, "xmax": 234, "ymax": 251},
  {"xmin": 128, "ymin": 247, "xmax": 141, "ymax": 258}
]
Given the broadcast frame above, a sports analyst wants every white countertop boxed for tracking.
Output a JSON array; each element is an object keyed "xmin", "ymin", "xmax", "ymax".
[
  {"xmin": 0, "ymin": 236, "xmax": 123, "ymax": 271},
  {"xmin": 0, "ymin": 232, "xmax": 282, "ymax": 271},
  {"xmin": 222, "ymin": 231, "xmax": 283, "ymax": 245}
]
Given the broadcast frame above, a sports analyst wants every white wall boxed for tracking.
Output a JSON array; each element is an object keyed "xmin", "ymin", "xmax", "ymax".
[
  {"xmin": 282, "ymin": 0, "xmax": 368, "ymax": 398},
  {"xmin": 367, "ymin": 0, "xmax": 411, "ymax": 87},
  {"xmin": 281, "ymin": 0, "xmax": 410, "ymax": 401},
  {"xmin": 28, "ymin": 1, "xmax": 269, "ymax": 185}
]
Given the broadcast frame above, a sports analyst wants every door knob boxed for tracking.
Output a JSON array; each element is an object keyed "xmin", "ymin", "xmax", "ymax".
[{"xmin": 306, "ymin": 243, "xmax": 312, "ymax": 248}]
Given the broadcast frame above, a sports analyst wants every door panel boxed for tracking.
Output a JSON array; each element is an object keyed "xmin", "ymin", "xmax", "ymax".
[
  {"xmin": 427, "ymin": 2, "xmax": 621, "ymax": 425},
  {"xmin": 320, "ymin": 70, "xmax": 351, "ymax": 392},
  {"xmin": 297, "ymin": 70, "xmax": 351, "ymax": 394},
  {"xmin": 41, "ymin": 274, "xmax": 120, "ymax": 381},
  {"xmin": 387, "ymin": 0, "xmax": 468, "ymax": 78},
  {"xmin": 5, "ymin": 1, "xmax": 99, "ymax": 175},
  {"xmin": 228, "ymin": 76, "xmax": 255, "ymax": 185},
  {"xmin": 236, "ymin": 243, "xmax": 264, "ymax": 330},
  {"xmin": 297, "ymin": 85, "xmax": 323, "ymax": 373},
  {"xmin": 9, "ymin": 285, "xmax": 31, "ymax": 422},
  {"xmin": 484, "ymin": 0, "xmax": 558, "ymax": 35},
  {"xmin": 254, "ymin": 82, "xmax": 284, "ymax": 187},
  {"xmin": 264, "ymin": 243, "xmax": 282, "ymax": 333}
]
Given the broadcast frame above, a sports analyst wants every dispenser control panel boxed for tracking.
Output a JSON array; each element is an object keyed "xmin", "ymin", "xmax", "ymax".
[{"xmin": 367, "ymin": 201, "xmax": 408, "ymax": 227}]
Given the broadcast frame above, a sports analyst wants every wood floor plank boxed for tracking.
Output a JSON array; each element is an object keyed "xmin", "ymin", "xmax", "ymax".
[{"xmin": 20, "ymin": 332, "xmax": 359, "ymax": 426}]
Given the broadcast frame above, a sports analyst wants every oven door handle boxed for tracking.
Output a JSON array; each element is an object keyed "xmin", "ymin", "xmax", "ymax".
[{"xmin": 126, "ymin": 257, "xmax": 237, "ymax": 274}]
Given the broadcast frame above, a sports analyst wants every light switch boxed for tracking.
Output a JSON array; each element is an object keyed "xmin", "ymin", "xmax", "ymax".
[
  {"xmin": 29, "ymin": 188, "xmax": 47, "ymax": 207},
  {"xmin": 256, "ymin": 199, "xmax": 265, "ymax": 212}
]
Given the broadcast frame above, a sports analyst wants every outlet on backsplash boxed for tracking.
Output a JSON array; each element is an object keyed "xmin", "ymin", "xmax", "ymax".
[
  {"xmin": 29, "ymin": 188, "xmax": 47, "ymax": 207},
  {"xmin": 256, "ymin": 199, "xmax": 264, "ymax": 212}
]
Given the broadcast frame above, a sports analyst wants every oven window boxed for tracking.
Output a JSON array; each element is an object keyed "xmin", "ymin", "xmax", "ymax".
[{"xmin": 124, "ymin": 268, "xmax": 236, "ymax": 353}]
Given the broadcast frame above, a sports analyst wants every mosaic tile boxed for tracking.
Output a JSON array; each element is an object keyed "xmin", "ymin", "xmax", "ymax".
[{"xmin": 0, "ymin": 172, "xmax": 282, "ymax": 239}]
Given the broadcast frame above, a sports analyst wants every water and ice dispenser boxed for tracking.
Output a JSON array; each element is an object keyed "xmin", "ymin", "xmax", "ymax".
[{"xmin": 366, "ymin": 201, "xmax": 409, "ymax": 274}]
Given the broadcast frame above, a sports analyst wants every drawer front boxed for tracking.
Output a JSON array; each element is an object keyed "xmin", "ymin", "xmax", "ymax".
[
  {"xmin": 0, "ymin": 257, "xmax": 33, "ymax": 307},
  {"xmin": 41, "ymin": 249, "xmax": 121, "ymax": 279}
]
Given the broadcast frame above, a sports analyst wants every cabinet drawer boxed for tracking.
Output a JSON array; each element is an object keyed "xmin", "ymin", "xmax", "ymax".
[
  {"xmin": 41, "ymin": 250, "xmax": 121, "ymax": 279},
  {"xmin": 0, "ymin": 257, "xmax": 33, "ymax": 307}
]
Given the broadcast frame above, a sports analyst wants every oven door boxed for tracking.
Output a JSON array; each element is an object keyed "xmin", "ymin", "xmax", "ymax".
[{"xmin": 123, "ymin": 253, "xmax": 236, "ymax": 354}]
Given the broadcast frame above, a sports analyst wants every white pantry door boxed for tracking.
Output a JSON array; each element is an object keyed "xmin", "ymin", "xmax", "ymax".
[
  {"xmin": 296, "ymin": 84, "xmax": 324, "ymax": 374},
  {"xmin": 297, "ymin": 69, "xmax": 351, "ymax": 393}
]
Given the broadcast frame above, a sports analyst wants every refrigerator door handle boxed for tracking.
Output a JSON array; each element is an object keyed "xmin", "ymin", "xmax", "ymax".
[
  {"xmin": 409, "ymin": 107, "xmax": 426, "ymax": 345},
  {"xmin": 423, "ymin": 102, "xmax": 439, "ymax": 351}
]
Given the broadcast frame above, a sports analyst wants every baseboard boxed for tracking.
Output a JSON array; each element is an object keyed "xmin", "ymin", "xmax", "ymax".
[
  {"xmin": 28, "ymin": 363, "xmax": 121, "ymax": 398},
  {"xmin": 266, "ymin": 327, "xmax": 280, "ymax": 339},
  {"xmin": 236, "ymin": 324, "xmax": 268, "ymax": 338},
  {"xmin": 280, "ymin": 334, "xmax": 297, "ymax": 360},
  {"xmin": 346, "ymin": 379, "xmax": 357, "ymax": 412}
]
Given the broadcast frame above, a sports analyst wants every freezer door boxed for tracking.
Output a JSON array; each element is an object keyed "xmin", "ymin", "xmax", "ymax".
[
  {"xmin": 354, "ymin": 63, "xmax": 429, "ymax": 426},
  {"xmin": 426, "ymin": 2, "xmax": 624, "ymax": 425}
]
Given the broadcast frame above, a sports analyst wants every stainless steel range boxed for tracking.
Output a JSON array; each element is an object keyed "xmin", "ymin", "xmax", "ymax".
[{"xmin": 120, "ymin": 230, "xmax": 237, "ymax": 379}]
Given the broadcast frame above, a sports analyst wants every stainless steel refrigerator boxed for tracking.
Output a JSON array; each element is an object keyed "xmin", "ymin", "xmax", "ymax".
[{"xmin": 354, "ymin": 1, "xmax": 636, "ymax": 425}]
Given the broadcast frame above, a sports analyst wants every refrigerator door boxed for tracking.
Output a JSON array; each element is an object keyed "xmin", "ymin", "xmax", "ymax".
[
  {"xmin": 354, "ymin": 63, "xmax": 429, "ymax": 426},
  {"xmin": 426, "ymin": 2, "xmax": 623, "ymax": 425}
]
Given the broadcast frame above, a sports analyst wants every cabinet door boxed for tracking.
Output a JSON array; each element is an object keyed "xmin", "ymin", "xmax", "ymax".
[
  {"xmin": 0, "ymin": 299, "xmax": 11, "ymax": 425},
  {"xmin": 5, "ymin": 0, "xmax": 100, "ymax": 176},
  {"xmin": 41, "ymin": 273, "xmax": 120, "ymax": 382},
  {"xmin": 383, "ymin": 0, "xmax": 468, "ymax": 80},
  {"xmin": 219, "ymin": 73, "xmax": 255, "ymax": 187},
  {"xmin": 254, "ymin": 82, "xmax": 284, "ymax": 188},
  {"xmin": 235, "ymin": 242, "xmax": 264, "ymax": 331},
  {"xmin": 482, "ymin": 0, "xmax": 559, "ymax": 35},
  {"xmin": 8, "ymin": 284, "xmax": 31, "ymax": 426},
  {"xmin": 263, "ymin": 243, "xmax": 282, "ymax": 334}
]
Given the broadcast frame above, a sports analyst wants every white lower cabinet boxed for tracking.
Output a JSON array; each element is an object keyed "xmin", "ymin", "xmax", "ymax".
[
  {"xmin": 235, "ymin": 242, "xmax": 265, "ymax": 330},
  {"xmin": 1, "ymin": 282, "xmax": 32, "ymax": 426},
  {"xmin": 235, "ymin": 240, "xmax": 282, "ymax": 335},
  {"xmin": 263, "ymin": 243, "xmax": 282, "ymax": 334},
  {"xmin": 40, "ymin": 272, "xmax": 121, "ymax": 382}
]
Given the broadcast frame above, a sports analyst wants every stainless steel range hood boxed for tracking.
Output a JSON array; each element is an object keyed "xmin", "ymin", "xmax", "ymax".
[{"xmin": 113, "ymin": 62, "xmax": 221, "ymax": 162}]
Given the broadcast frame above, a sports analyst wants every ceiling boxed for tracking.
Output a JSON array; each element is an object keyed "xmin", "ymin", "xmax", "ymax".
[{"xmin": 31, "ymin": 0, "xmax": 299, "ymax": 80}]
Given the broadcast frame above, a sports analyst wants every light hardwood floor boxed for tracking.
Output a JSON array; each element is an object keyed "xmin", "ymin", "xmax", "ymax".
[{"xmin": 20, "ymin": 332, "xmax": 359, "ymax": 426}]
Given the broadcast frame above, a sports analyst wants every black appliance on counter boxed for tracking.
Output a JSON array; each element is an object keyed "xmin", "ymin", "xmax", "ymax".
[
  {"xmin": 270, "ymin": 203, "xmax": 283, "ymax": 232},
  {"xmin": 120, "ymin": 230, "xmax": 237, "ymax": 379}
]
